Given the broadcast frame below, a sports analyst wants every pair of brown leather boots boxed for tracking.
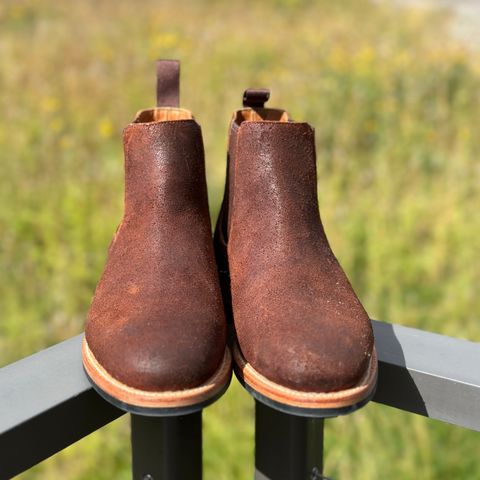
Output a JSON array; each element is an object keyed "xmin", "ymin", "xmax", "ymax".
[{"xmin": 82, "ymin": 60, "xmax": 377, "ymax": 418}]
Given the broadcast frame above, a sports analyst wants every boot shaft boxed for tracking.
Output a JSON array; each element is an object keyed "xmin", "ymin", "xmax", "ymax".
[
  {"xmin": 123, "ymin": 109, "xmax": 211, "ymax": 227},
  {"xmin": 223, "ymin": 108, "xmax": 327, "ymax": 269}
]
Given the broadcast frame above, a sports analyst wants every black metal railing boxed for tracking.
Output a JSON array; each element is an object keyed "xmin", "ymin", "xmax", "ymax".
[{"xmin": 0, "ymin": 320, "xmax": 479, "ymax": 479}]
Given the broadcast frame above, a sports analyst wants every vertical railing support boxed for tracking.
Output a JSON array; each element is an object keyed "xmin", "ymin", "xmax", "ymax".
[
  {"xmin": 131, "ymin": 412, "xmax": 202, "ymax": 480},
  {"xmin": 255, "ymin": 401, "xmax": 325, "ymax": 480}
]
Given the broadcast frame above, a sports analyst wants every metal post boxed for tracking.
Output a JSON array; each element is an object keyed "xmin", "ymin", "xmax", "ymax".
[
  {"xmin": 255, "ymin": 401, "xmax": 325, "ymax": 480},
  {"xmin": 131, "ymin": 412, "xmax": 202, "ymax": 480}
]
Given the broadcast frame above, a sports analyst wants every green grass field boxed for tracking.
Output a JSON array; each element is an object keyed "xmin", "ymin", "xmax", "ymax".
[{"xmin": 1, "ymin": 0, "xmax": 479, "ymax": 478}]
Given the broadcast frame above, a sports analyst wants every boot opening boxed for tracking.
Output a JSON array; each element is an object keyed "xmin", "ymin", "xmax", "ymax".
[
  {"xmin": 132, "ymin": 107, "xmax": 193, "ymax": 123},
  {"xmin": 234, "ymin": 108, "xmax": 291, "ymax": 126}
]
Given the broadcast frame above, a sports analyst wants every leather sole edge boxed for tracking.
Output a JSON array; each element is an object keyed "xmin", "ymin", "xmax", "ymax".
[
  {"xmin": 82, "ymin": 337, "xmax": 232, "ymax": 416},
  {"xmin": 233, "ymin": 341, "xmax": 378, "ymax": 417}
]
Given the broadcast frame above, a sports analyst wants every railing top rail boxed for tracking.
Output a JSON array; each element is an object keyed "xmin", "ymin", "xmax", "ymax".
[
  {"xmin": 0, "ymin": 335, "xmax": 122, "ymax": 478},
  {"xmin": 373, "ymin": 321, "xmax": 480, "ymax": 430}
]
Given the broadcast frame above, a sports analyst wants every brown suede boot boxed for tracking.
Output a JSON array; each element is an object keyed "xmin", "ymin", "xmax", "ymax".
[
  {"xmin": 214, "ymin": 89, "xmax": 377, "ymax": 417},
  {"xmin": 82, "ymin": 61, "xmax": 231, "ymax": 415}
]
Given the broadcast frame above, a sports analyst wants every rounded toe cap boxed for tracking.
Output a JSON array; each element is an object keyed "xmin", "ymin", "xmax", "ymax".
[
  {"xmin": 85, "ymin": 315, "xmax": 227, "ymax": 392},
  {"xmin": 239, "ymin": 315, "xmax": 374, "ymax": 393}
]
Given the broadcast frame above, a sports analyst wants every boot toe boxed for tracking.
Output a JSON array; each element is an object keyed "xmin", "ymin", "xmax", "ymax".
[
  {"xmin": 86, "ymin": 315, "xmax": 226, "ymax": 392},
  {"xmin": 239, "ymin": 310, "xmax": 373, "ymax": 393}
]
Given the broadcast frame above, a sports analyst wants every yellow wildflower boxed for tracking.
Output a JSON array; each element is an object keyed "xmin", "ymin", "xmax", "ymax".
[
  {"xmin": 98, "ymin": 119, "xmax": 113, "ymax": 139},
  {"xmin": 41, "ymin": 96, "xmax": 59, "ymax": 113},
  {"xmin": 152, "ymin": 32, "xmax": 179, "ymax": 50}
]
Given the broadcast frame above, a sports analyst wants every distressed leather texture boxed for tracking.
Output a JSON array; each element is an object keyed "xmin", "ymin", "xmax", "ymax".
[
  {"xmin": 215, "ymin": 113, "xmax": 374, "ymax": 392},
  {"xmin": 86, "ymin": 115, "xmax": 227, "ymax": 391}
]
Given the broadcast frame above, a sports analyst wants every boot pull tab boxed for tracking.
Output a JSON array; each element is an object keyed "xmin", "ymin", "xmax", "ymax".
[
  {"xmin": 243, "ymin": 88, "xmax": 270, "ymax": 108},
  {"xmin": 156, "ymin": 59, "xmax": 180, "ymax": 107}
]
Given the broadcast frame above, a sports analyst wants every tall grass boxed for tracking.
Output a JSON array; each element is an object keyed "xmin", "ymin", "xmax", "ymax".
[{"xmin": 1, "ymin": 0, "xmax": 479, "ymax": 478}]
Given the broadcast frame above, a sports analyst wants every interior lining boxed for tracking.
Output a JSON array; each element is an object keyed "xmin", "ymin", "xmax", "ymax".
[
  {"xmin": 234, "ymin": 108, "xmax": 291, "ymax": 126},
  {"xmin": 133, "ymin": 107, "xmax": 193, "ymax": 124}
]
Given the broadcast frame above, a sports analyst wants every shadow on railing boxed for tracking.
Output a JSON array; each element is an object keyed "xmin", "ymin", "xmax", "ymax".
[{"xmin": 374, "ymin": 322, "xmax": 427, "ymax": 417}]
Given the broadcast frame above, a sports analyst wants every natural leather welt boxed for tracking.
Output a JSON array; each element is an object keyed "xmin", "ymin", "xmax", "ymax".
[
  {"xmin": 86, "ymin": 120, "xmax": 226, "ymax": 391},
  {"xmin": 215, "ymin": 120, "xmax": 374, "ymax": 393}
]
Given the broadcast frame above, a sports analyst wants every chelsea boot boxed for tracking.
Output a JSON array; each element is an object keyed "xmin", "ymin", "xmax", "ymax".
[
  {"xmin": 214, "ymin": 89, "xmax": 377, "ymax": 417},
  {"xmin": 82, "ymin": 60, "xmax": 231, "ymax": 415}
]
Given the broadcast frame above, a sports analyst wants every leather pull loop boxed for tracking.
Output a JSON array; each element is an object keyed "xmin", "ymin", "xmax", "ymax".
[
  {"xmin": 243, "ymin": 88, "xmax": 270, "ymax": 108},
  {"xmin": 156, "ymin": 59, "xmax": 180, "ymax": 107}
]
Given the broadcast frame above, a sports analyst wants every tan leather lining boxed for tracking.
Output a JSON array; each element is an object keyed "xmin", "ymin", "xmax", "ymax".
[
  {"xmin": 234, "ymin": 107, "xmax": 291, "ymax": 126},
  {"xmin": 133, "ymin": 107, "xmax": 193, "ymax": 124}
]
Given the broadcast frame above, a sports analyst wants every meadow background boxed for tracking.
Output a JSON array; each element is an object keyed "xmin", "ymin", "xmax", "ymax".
[{"xmin": 1, "ymin": 0, "xmax": 479, "ymax": 478}]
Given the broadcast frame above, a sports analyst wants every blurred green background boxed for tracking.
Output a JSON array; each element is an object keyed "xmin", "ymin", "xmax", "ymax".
[{"xmin": 1, "ymin": 0, "xmax": 479, "ymax": 478}]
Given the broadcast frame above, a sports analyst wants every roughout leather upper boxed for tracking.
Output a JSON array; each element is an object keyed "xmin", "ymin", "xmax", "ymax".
[
  {"xmin": 86, "ymin": 117, "xmax": 226, "ymax": 392},
  {"xmin": 215, "ymin": 116, "xmax": 374, "ymax": 393}
]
